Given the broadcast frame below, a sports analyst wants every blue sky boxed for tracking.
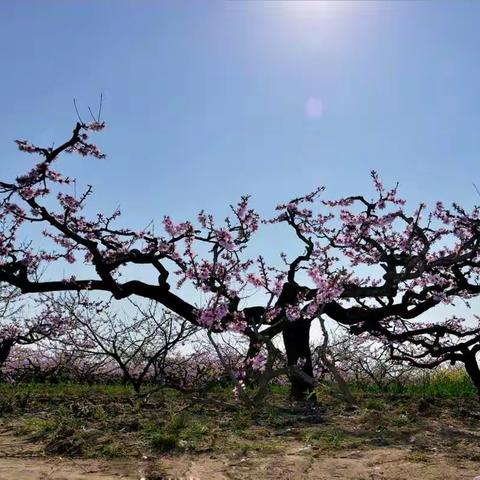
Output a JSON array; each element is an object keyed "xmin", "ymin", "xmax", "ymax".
[{"xmin": 1, "ymin": 1, "xmax": 480, "ymax": 291}]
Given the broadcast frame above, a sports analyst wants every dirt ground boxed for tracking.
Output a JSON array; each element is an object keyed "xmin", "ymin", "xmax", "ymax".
[
  {"xmin": 1, "ymin": 428, "xmax": 479, "ymax": 480},
  {"xmin": 1, "ymin": 385, "xmax": 480, "ymax": 480}
]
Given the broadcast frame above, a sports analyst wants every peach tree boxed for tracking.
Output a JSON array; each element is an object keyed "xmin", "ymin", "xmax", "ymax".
[{"xmin": 1, "ymin": 122, "xmax": 480, "ymax": 399}]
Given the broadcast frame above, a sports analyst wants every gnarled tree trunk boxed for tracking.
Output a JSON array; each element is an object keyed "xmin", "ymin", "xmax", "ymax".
[{"xmin": 282, "ymin": 317, "xmax": 315, "ymax": 401}]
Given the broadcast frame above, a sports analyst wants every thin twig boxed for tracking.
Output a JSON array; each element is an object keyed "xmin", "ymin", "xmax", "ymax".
[{"xmin": 73, "ymin": 98, "xmax": 83, "ymax": 124}]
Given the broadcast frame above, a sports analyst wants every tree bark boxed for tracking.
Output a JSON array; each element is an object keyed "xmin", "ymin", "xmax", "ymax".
[
  {"xmin": 282, "ymin": 317, "xmax": 315, "ymax": 401},
  {"xmin": 463, "ymin": 352, "xmax": 480, "ymax": 398},
  {"xmin": 0, "ymin": 339, "xmax": 14, "ymax": 366}
]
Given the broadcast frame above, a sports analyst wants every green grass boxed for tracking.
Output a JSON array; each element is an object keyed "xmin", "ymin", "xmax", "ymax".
[
  {"xmin": 353, "ymin": 368, "xmax": 477, "ymax": 398},
  {"xmin": 96, "ymin": 442, "xmax": 123, "ymax": 458},
  {"xmin": 0, "ymin": 382, "xmax": 133, "ymax": 397},
  {"xmin": 18, "ymin": 417, "xmax": 58, "ymax": 437},
  {"xmin": 149, "ymin": 432, "xmax": 179, "ymax": 452},
  {"xmin": 144, "ymin": 410, "xmax": 210, "ymax": 453},
  {"xmin": 1, "ymin": 366, "xmax": 475, "ymax": 401}
]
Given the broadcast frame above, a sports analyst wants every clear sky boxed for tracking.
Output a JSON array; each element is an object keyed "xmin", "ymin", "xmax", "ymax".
[{"xmin": 1, "ymin": 1, "xmax": 480, "ymax": 291}]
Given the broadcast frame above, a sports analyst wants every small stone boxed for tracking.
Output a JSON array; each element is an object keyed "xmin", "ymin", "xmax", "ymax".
[{"xmin": 298, "ymin": 444, "xmax": 312, "ymax": 452}]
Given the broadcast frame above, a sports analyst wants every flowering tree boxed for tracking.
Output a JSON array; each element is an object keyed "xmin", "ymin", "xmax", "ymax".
[
  {"xmin": 360, "ymin": 316, "xmax": 480, "ymax": 395},
  {"xmin": 2, "ymin": 343, "xmax": 113, "ymax": 384},
  {"xmin": 0, "ymin": 284, "xmax": 66, "ymax": 369},
  {"xmin": 1, "ymin": 121, "xmax": 480, "ymax": 400},
  {"xmin": 316, "ymin": 329, "xmax": 416, "ymax": 391},
  {"xmin": 55, "ymin": 294, "xmax": 197, "ymax": 393}
]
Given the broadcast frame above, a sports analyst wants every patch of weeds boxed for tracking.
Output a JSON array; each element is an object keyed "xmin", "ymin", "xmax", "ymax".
[
  {"xmin": 145, "ymin": 411, "xmax": 209, "ymax": 452},
  {"xmin": 241, "ymin": 426, "xmax": 270, "ymax": 442},
  {"xmin": 179, "ymin": 419, "xmax": 209, "ymax": 443},
  {"xmin": 391, "ymin": 413, "xmax": 412, "ymax": 427},
  {"xmin": 364, "ymin": 397, "xmax": 386, "ymax": 411},
  {"xmin": 20, "ymin": 415, "xmax": 91, "ymax": 456},
  {"xmin": 149, "ymin": 431, "xmax": 179, "ymax": 452},
  {"xmin": 18, "ymin": 417, "xmax": 57, "ymax": 438},
  {"xmin": 45, "ymin": 426, "xmax": 85, "ymax": 456},
  {"xmin": 232, "ymin": 410, "xmax": 253, "ymax": 433},
  {"xmin": 375, "ymin": 424, "xmax": 388, "ymax": 433},
  {"xmin": 322, "ymin": 430, "xmax": 346, "ymax": 448},
  {"xmin": 233, "ymin": 440, "xmax": 254, "ymax": 455},
  {"xmin": 95, "ymin": 442, "xmax": 123, "ymax": 458},
  {"xmin": 269, "ymin": 384, "xmax": 289, "ymax": 396},
  {"xmin": 357, "ymin": 408, "xmax": 385, "ymax": 430},
  {"xmin": 167, "ymin": 412, "xmax": 189, "ymax": 434},
  {"xmin": 0, "ymin": 398, "xmax": 14, "ymax": 414},
  {"xmin": 304, "ymin": 427, "xmax": 348, "ymax": 449},
  {"xmin": 68, "ymin": 401, "xmax": 93, "ymax": 418},
  {"xmin": 93, "ymin": 404, "xmax": 108, "ymax": 421},
  {"xmin": 311, "ymin": 386, "xmax": 342, "ymax": 409},
  {"xmin": 115, "ymin": 415, "xmax": 141, "ymax": 432},
  {"xmin": 260, "ymin": 408, "xmax": 291, "ymax": 429},
  {"xmin": 407, "ymin": 451, "xmax": 432, "ymax": 463},
  {"xmin": 258, "ymin": 442, "xmax": 284, "ymax": 454}
]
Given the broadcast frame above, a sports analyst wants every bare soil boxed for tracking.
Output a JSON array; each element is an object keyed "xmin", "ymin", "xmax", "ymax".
[
  {"xmin": 0, "ymin": 428, "xmax": 479, "ymax": 480},
  {"xmin": 1, "ymin": 387, "xmax": 480, "ymax": 479}
]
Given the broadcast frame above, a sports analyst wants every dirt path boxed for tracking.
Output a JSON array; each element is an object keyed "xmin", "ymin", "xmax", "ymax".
[
  {"xmin": 162, "ymin": 447, "xmax": 480, "ymax": 480},
  {"xmin": 0, "ymin": 457, "xmax": 139, "ymax": 479},
  {"xmin": 0, "ymin": 428, "xmax": 479, "ymax": 479}
]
